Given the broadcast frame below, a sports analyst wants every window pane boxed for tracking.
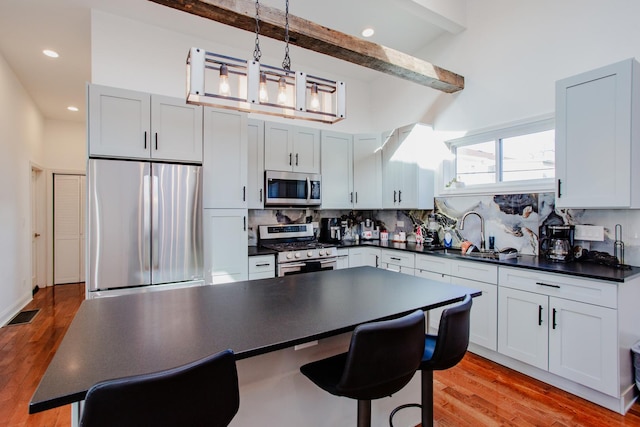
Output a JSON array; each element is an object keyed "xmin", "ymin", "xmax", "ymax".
[
  {"xmin": 502, "ymin": 130, "xmax": 555, "ymax": 181},
  {"xmin": 456, "ymin": 141, "xmax": 496, "ymax": 185}
]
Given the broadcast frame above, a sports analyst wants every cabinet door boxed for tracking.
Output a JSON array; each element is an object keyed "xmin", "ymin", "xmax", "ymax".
[
  {"xmin": 88, "ymin": 84, "xmax": 150, "ymax": 159},
  {"xmin": 548, "ymin": 297, "xmax": 618, "ymax": 396},
  {"xmin": 321, "ymin": 131, "xmax": 353, "ymax": 209},
  {"xmin": 204, "ymin": 209, "xmax": 248, "ymax": 284},
  {"xmin": 353, "ymin": 134, "xmax": 382, "ymax": 209},
  {"xmin": 293, "ymin": 127, "xmax": 321, "ymax": 173},
  {"xmin": 264, "ymin": 122, "xmax": 293, "ymax": 171},
  {"xmin": 555, "ymin": 59, "xmax": 633, "ymax": 208},
  {"xmin": 150, "ymin": 95, "xmax": 203, "ymax": 163},
  {"xmin": 203, "ymin": 108, "xmax": 248, "ymax": 208},
  {"xmin": 498, "ymin": 286, "xmax": 549, "ymax": 370},
  {"xmin": 452, "ymin": 277, "xmax": 497, "ymax": 351},
  {"xmin": 381, "ymin": 129, "xmax": 401, "ymax": 208},
  {"xmin": 349, "ymin": 247, "xmax": 381, "ymax": 268},
  {"xmin": 336, "ymin": 248, "xmax": 349, "ymax": 270},
  {"xmin": 247, "ymin": 119, "xmax": 265, "ymax": 209}
]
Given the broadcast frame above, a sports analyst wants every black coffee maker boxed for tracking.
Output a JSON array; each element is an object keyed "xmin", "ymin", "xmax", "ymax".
[
  {"xmin": 540, "ymin": 225, "xmax": 575, "ymax": 262},
  {"xmin": 320, "ymin": 218, "xmax": 342, "ymax": 243}
]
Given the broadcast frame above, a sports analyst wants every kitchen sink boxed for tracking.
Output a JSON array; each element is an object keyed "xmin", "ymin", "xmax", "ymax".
[{"xmin": 428, "ymin": 248, "xmax": 499, "ymax": 259}]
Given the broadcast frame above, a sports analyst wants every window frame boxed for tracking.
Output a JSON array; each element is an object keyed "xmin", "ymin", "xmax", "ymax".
[{"xmin": 442, "ymin": 115, "xmax": 555, "ymax": 195}]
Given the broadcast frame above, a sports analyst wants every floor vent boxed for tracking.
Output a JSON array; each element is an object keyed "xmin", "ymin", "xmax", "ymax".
[{"xmin": 6, "ymin": 309, "xmax": 40, "ymax": 326}]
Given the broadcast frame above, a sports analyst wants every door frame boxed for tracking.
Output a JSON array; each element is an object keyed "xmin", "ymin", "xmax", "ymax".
[
  {"xmin": 30, "ymin": 163, "xmax": 46, "ymax": 291},
  {"xmin": 47, "ymin": 168, "xmax": 85, "ymax": 287}
]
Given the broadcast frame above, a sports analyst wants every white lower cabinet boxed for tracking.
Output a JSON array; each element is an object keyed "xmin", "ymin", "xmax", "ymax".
[
  {"xmin": 336, "ymin": 248, "xmax": 349, "ymax": 270},
  {"xmin": 348, "ymin": 247, "xmax": 381, "ymax": 268},
  {"xmin": 417, "ymin": 255, "xmax": 498, "ymax": 351},
  {"xmin": 248, "ymin": 255, "xmax": 275, "ymax": 280},
  {"xmin": 498, "ymin": 267, "xmax": 618, "ymax": 397},
  {"xmin": 381, "ymin": 249, "xmax": 415, "ymax": 276},
  {"xmin": 204, "ymin": 209, "xmax": 248, "ymax": 284}
]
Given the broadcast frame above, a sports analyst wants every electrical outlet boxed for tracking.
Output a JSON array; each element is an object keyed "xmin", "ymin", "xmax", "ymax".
[
  {"xmin": 396, "ymin": 221, "xmax": 404, "ymax": 227},
  {"xmin": 574, "ymin": 225, "xmax": 604, "ymax": 241}
]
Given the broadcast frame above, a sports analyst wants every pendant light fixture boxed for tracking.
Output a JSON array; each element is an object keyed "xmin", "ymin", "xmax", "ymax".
[{"xmin": 185, "ymin": 0, "xmax": 346, "ymax": 124}]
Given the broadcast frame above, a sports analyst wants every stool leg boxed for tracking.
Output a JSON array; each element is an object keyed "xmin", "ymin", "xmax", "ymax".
[
  {"xmin": 422, "ymin": 370, "xmax": 434, "ymax": 427},
  {"xmin": 357, "ymin": 399, "xmax": 371, "ymax": 427}
]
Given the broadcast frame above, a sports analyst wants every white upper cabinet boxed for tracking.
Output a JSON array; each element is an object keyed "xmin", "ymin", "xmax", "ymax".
[
  {"xmin": 247, "ymin": 119, "xmax": 265, "ymax": 209},
  {"xmin": 264, "ymin": 122, "xmax": 320, "ymax": 173},
  {"xmin": 150, "ymin": 95, "xmax": 203, "ymax": 162},
  {"xmin": 555, "ymin": 58, "xmax": 640, "ymax": 208},
  {"xmin": 203, "ymin": 108, "xmax": 248, "ymax": 209},
  {"xmin": 321, "ymin": 131, "xmax": 353, "ymax": 209},
  {"xmin": 381, "ymin": 125, "xmax": 434, "ymax": 209},
  {"xmin": 88, "ymin": 84, "xmax": 202, "ymax": 163},
  {"xmin": 353, "ymin": 134, "xmax": 382, "ymax": 209}
]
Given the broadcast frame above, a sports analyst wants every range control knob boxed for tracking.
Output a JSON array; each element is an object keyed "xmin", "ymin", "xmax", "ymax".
[
  {"xmin": 319, "ymin": 250, "xmax": 325, "ymax": 256},
  {"xmin": 295, "ymin": 252, "xmax": 301, "ymax": 259},
  {"xmin": 286, "ymin": 253, "xmax": 293, "ymax": 260},
  {"xmin": 307, "ymin": 251, "xmax": 313, "ymax": 257}
]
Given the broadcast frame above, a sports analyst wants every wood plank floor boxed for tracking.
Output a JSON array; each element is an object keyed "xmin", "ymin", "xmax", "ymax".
[{"xmin": 1, "ymin": 283, "xmax": 640, "ymax": 426}]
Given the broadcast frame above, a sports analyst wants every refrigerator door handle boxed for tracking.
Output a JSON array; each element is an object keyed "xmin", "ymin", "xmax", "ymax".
[
  {"xmin": 143, "ymin": 174, "xmax": 151, "ymax": 271},
  {"xmin": 151, "ymin": 173, "xmax": 159, "ymax": 269}
]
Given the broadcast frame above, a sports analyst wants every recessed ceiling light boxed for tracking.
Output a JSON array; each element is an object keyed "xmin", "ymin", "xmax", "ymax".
[
  {"xmin": 67, "ymin": 106, "xmax": 79, "ymax": 112},
  {"xmin": 361, "ymin": 28, "xmax": 375, "ymax": 38},
  {"xmin": 43, "ymin": 49, "xmax": 59, "ymax": 58}
]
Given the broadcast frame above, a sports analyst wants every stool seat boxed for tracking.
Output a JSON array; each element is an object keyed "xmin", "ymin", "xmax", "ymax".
[
  {"xmin": 301, "ymin": 310, "xmax": 425, "ymax": 427},
  {"xmin": 80, "ymin": 349, "xmax": 239, "ymax": 427},
  {"xmin": 390, "ymin": 294, "xmax": 472, "ymax": 427}
]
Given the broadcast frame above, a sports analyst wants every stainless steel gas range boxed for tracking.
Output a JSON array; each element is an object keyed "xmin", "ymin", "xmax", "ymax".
[{"xmin": 259, "ymin": 224, "xmax": 338, "ymax": 276}]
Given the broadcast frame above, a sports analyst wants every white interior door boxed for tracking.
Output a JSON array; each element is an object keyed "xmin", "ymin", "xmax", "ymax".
[{"xmin": 54, "ymin": 174, "xmax": 84, "ymax": 284}]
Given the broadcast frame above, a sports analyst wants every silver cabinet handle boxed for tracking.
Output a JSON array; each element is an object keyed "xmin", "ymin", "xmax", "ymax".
[
  {"xmin": 155, "ymin": 133, "xmax": 158, "ymax": 150},
  {"xmin": 259, "ymin": 188, "xmax": 263, "ymax": 202},
  {"xmin": 144, "ymin": 131, "xmax": 147, "ymax": 149},
  {"xmin": 255, "ymin": 263, "xmax": 271, "ymax": 267},
  {"xmin": 398, "ymin": 190, "xmax": 402, "ymax": 203},
  {"xmin": 243, "ymin": 186, "xmax": 246, "ymax": 202},
  {"xmin": 296, "ymin": 153, "xmax": 299, "ymax": 166}
]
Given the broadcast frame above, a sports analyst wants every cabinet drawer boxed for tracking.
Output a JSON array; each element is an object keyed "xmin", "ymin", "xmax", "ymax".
[
  {"xmin": 450, "ymin": 259, "xmax": 498, "ymax": 284},
  {"xmin": 415, "ymin": 268, "xmax": 450, "ymax": 283},
  {"xmin": 499, "ymin": 267, "xmax": 617, "ymax": 308},
  {"xmin": 382, "ymin": 263, "xmax": 415, "ymax": 276},
  {"xmin": 249, "ymin": 255, "xmax": 275, "ymax": 274},
  {"xmin": 381, "ymin": 250, "xmax": 415, "ymax": 268},
  {"xmin": 415, "ymin": 254, "xmax": 452, "ymax": 276}
]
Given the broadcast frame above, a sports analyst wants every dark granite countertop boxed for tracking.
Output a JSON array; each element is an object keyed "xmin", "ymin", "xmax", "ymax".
[
  {"xmin": 30, "ymin": 267, "xmax": 480, "ymax": 414},
  {"xmin": 334, "ymin": 240, "xmax": 639, "ymax": 283}
]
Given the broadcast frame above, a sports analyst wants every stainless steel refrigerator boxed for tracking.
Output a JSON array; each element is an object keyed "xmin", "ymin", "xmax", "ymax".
[{"xmin": 87, "ymin": 159, "xmax": 203, "ymax": 294}]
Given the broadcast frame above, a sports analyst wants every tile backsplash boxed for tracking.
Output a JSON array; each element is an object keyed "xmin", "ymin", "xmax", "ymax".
[{"xmin": 248, "ymin": 192, "xmax": 640, "ymax": 266}]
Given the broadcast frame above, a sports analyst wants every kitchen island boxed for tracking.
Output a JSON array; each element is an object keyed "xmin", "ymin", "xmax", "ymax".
[{"xmin": 30, "ymin": 266, "xmax": 480, "ymax": 426}]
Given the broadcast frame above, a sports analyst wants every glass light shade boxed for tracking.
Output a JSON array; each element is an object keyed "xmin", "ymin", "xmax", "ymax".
[
  {"xmin": 259, "ymin": 72, "xmax": 269, "ymax": 103},
  {"xmin": 219, "ymin": 64, "xmax": 231, "ymax": 96},
  {"xmin": 309, "ymin": 83, "xmax": 320, "ymax": 111},
  {"xmin": 277, "ymin": 76, "xmax": 287, "ymax": 105}
]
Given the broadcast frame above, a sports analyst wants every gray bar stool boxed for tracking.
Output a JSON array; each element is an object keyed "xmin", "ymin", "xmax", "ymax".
[
  {"xmin": 80, "ymin": 349, "xmax": 239, "ymax": 427},
  {"xmin": 300, "ymin": 310, "xmax": 426, "ymax": 427},
  {"xmin": 390, "ymin": 294, "xmax": 472, "ymax": 427}
]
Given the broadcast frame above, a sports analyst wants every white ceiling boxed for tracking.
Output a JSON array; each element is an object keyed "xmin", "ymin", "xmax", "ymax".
[{"xmin": 0, "ymin": 0, "xmax": 461, "ymax": 123}]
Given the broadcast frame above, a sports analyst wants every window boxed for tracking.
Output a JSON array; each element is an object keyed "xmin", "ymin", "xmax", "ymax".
[{"xmin": 446, "ymin": 117, "xmax": 555, "ymax": 191}]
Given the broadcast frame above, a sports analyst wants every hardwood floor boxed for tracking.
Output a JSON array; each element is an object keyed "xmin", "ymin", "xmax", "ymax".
[{"xmin": 1, "ymin": 283, "xmax": 640, "ymax": 426}]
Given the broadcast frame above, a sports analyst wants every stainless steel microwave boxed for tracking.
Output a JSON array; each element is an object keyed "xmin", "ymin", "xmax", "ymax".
[{"xmin": 265, "ymin": 170, "xmax": 321, "ymax": 207}]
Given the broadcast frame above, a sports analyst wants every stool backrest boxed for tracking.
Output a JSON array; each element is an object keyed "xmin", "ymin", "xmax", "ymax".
[
  {"xmin": 428, "ymin": 294, "xmax": 472, "ymax": 370},
  {"xmin": 80, "ymin": 349, "xmax": 239, "ymax": 427},
  {"xmin": 337, "ymin": 310, "xmax": 425, "ymax": 400}
]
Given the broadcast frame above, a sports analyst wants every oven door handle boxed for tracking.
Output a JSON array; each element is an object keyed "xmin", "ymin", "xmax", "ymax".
[{"xmin": 284, "ymin": 259, "xmax": 336, "ymax": 268}]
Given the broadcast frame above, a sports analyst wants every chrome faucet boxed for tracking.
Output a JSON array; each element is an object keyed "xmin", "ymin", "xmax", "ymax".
[{"xmin": 459, "ymin": 211, "xmax": 485, "ymax": 252}]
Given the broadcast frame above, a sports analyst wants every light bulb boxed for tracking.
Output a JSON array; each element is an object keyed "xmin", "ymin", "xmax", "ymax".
[
  {"xmin": 309, "ymin": 83, "xmax": 320, "ymax": 111},
  {"xmin": 259, "ymin": 72, "xmax": 269, "ymax": 103},
  {"xmin": 277, "ymin": 76, "xmax": 287, "ymax": 105},
  {"xmin": 219, "ymin": 64, "xmax": 230, "ymax": 96}
]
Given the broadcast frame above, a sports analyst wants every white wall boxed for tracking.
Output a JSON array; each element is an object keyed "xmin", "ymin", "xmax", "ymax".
[
  {"xmin": 90, "ymin": 10, "xmax": 373, "ymax": 134},
  {"xmin": 0, "ymin": 52, "xmax": 45, "ymax": 325},
  {"xmin": 375, "ymin": 0, "xmax": 640, "ymax": 135},
  {"xmin": 44, "ymin": 119, "xmax": 86, "ymax": 287}
]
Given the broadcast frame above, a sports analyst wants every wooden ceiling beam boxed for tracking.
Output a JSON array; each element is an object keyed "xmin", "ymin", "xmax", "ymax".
[{"xmin": 148, "ymin": 0, "xmax": 464, "ymax": 93}]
